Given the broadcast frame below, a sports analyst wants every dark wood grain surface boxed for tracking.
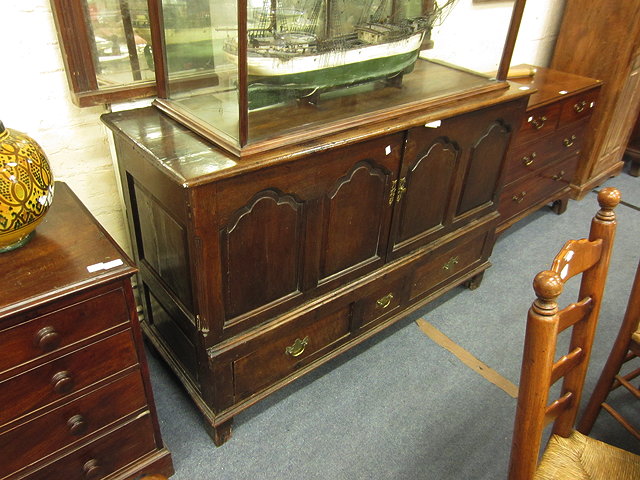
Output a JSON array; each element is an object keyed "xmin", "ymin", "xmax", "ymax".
[{"xmin": 0, "ymin": 182, "xmax": 135, "ymax": 319}]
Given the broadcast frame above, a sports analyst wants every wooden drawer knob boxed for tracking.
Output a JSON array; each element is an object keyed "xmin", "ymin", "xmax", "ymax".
[
  {"xmin": 51, "ymin": 370, "xmax": 74, "ymax": 394},
  {"xmin": 67, "ymin": 414, "xmax": 88, "ymax": 435},
  {"xmin": 34, "ymin": 326, "xmax": 61, "ymax": 351},
  {"xmin": 83, "ymin": 459, "xmax": 104, "ymax": 479}
]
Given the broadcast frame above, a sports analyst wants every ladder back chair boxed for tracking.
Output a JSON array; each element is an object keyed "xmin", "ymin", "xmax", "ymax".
[
  {"xmin": 578, "ymin": 256, "xmax": 640, "ymax": 440},
  {"xmin": 508, "ymin": 187, "xmax": 640, "ymax": 479}
]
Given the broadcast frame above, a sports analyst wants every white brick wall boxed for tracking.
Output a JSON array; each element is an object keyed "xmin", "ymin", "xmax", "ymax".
[
  {"xmin": 1, "ymin": 0, "xmax": 565, "ymax": 259},
  {"xmin": 1, "ymin": 0, "xmax": 130, "ymax": 253}
]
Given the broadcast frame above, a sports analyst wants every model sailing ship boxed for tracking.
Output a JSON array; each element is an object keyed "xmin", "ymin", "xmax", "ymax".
[{"xmin": 224, "ymin": 0, "xmax": 457, "ymax": 107}]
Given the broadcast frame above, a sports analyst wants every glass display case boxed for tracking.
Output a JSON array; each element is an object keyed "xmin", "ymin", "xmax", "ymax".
[{"xmin": 151, "ymin": 0, "xmax": 526, "ymax": 156}]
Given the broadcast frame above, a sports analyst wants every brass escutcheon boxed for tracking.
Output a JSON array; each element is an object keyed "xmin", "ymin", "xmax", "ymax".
[
  {"xmin": 376, "ymin": 293, "xmax": 394, "ymax": 309},
  {"xmin": 285, "ymin": 336, "xmax": 309, "ymax": 357},
  {"xmin": 443, "ymin": 256, "xmax": 459, "ymax": 271},
  {"xmin": 389, "ymin": 179, "xmax": 397, "ymax": 205}
]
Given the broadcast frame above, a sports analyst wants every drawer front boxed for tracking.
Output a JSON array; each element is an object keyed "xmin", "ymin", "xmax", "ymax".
[
  {"xmin": 499, "ymin": 156, "xmax": 578, "ymax": 223},
  {"xmin": 516, "ymin": 102, "xmax": 561, "ymax": 144},
  {"xmin": 558, "ymin": 88, "xmax": 599, "ymax": 127},
  {"xmin": 504, "ymin": 136, "xmax": 563, "ymax": 186},
  {"xmin": 504, "ymin": 120, "xmax": 588, "ymax": 186},
  {"xmin": 355, "ymin": 274, "xmax": 406, "ymax": 330},
  {"xmin": 0, "ymin": 371, "xmax": 147, "ymax": 478},
  {"xmin": 21, "ymin": 413, "xmax": 157, "ymax": 480},
  {"xmin": 409, "ymin": 227, "xmax": 492, "ymax": 302},
  {"xmin": 0, "ymin": 288, "xmax": 130, "ymax": 374},
  {"xmin": 232, "ymin": 305, "xmax": 351, "ymax": 400},
  {"xmin": 0, "ymin": 330, "xmax": 138, "ymax": 426}
]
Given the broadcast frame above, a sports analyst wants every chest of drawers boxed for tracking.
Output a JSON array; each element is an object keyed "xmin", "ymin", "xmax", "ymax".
[
  {"xmin": 0, "ymin": 182, "xmax": 173, "ymax": 479},
  {"xmin": 497, "ymin": 66, "xmax": 601, "ymax": 233}
]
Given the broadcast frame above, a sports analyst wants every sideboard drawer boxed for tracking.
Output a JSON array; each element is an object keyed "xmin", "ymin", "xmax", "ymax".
[
  {"xmin": 231, "ymin": 304, "xmax": 351, "ymax": 401},
  {"xmin": 0, "ymin": 288, "xmax": 130, "ymax": 375},
  {"xmin": 409, "ymin": 227, "xmax": 492, "ymax": 302},
  {"xmin": 499, "ymin": 156, "xmax": 579, "ymax": 223},
  {"xmin": 558, "ymin": 89, "xmax": 599, "ymax": 126},
  {"xmin": 0, "ymin": 330, "xmax": 138, "ymax": 425},
  {"xmin": 356, "ymin": 274, "xmax": 406, "ymax": 330},
  {"xmin": 21, "ymin": 413, "xmax": 157, "ymax": 480},
  {"xmin": 517, "ymin": 102, "xmax": 561, "ymax": 144},
  {"xmin": 0, "ymin": 371, "xmax": 147, "ymax": 478}
]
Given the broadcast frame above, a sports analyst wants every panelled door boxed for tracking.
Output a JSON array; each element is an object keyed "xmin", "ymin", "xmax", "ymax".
[
  {"xmin": 210, "ymin": 133, "xmax": 404, "ymax": 336},
  {"xmin": 388, "ymin": 100, "xmax": 523, "ymax": 260}
]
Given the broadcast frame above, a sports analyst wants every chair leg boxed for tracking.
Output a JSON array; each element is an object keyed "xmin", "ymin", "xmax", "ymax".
[{"xmin": 578, "ymin": 259, "xmax": 640, "ymax": 434}]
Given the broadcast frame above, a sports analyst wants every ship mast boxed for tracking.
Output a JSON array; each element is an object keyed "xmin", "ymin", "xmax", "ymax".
[
  {"xmin": 269, "ymin": 0, "xmax": 277, "ymax": 33},
  {"xmin": 323, "ymin": 0, "xmax": 331, "ymax": 39}
]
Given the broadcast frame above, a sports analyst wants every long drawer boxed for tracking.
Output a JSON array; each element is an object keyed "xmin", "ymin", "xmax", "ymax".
[
  {"xmin": 0, "ymin": 288, "xmax": 130, "ymax": 375},
  {"xmin": 499, "ymin": 155, "xmax": 579, "ymax": 223},
  {"xmin": 227, "ymin": 304, "xmax": 352, "ymax": 402},
  {"xmin": 0, "ymin": 330, "xmax": 138, "ymax": 426},
  {"xmin": 0, "ymin": 371, "xmax": 147, "ymax": 479},
  {"xmin": 409, "ymin": 226, "xmax": 494, "ymax": 302},
  {"xmin": 14, "ymin": 413, "xmax": 157, "ymax": 480}
]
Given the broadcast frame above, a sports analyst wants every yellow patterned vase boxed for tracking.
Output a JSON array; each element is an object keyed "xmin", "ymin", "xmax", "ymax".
[{"xmin": 0, "ymin": 120, "xmax": 54, "ymax": 252}]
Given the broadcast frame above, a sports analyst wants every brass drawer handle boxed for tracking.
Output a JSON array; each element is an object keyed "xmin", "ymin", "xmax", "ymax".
[
  {"xmin": 376, "ymin": 293, "xmax": 394, "ymax": 309},
  {"xmin": 34, "ymin": 326, "xmax": 61, "ymax": 352},
  {"xmin": 552, "ymin": 170, "xmax": 566, "ymax": 181},
  {"xmin": 530, "ymin": 116, "xmax": 547, "ymax": 130},
  {"xmin": 285, "ymin": 336, "xmax": 309, "ymax": 357},
  {"xmin": 574, "ymin": 100, "xmax": 587, "ymax": 113},
  {"xmin": 443, "ymin": 256, "xmax": 459, "ymax": 271},
  {"xmin": 512, "ymin": 191, "xmax": 527, "ymax": 203},
  {"xmin": 522, "ymin": 152, "xmax": 537, "ymax": 166},
  {"xmin": 563, "ymin": 135, "xmax": 576, "ymax": 147}
]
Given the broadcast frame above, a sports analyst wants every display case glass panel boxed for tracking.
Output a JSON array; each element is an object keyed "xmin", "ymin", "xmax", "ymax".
[{"xmin": 153, "ymin": 0, "xmax": 523, "ymax": 155}]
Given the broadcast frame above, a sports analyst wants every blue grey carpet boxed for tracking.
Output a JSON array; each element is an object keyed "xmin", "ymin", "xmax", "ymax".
[{"xmin": 146, "ymin": 164, "xmax": 640, "ymax": 479}]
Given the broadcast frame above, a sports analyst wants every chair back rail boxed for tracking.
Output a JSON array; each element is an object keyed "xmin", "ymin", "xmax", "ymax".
[{"xmin": 508, "ymin": 187, "xmax": 621, "ymax": 480}]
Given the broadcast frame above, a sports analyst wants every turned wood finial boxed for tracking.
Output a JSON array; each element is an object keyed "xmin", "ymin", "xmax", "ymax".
[
  {"xmin": 532, "ymin": 270, "xmax": 563, "ymax": 316},
  {"xmin": 596, "ymin": 187, "xmax": 621, "ymax": 221}
]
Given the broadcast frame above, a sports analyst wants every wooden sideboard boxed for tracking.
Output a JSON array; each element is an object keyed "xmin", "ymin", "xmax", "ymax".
[
  {"xmin": 551, "ymin": 0, "xmax": 640, "ymax": 198},
  {"xmin": 497, "ymin": 66, "xmax": 601, "ymax": 233},
  {"xmin": 102, "ymin": 60, "xmax": 530, "ymax": 445},
  {"xmin": 0, "ymin": 182, "xmax": 173, "ymax": 479}
]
